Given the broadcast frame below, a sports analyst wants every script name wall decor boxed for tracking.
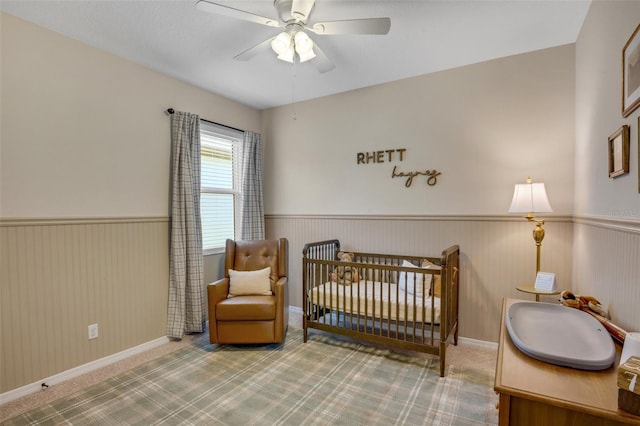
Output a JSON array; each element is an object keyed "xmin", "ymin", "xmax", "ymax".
[
  {"xmin": 392, "ymin": 166, "xmax": 441, "ymax": 187},
  {"xmin": 356, "ymin": 148, "xmax": 441, "ymax": 188}
]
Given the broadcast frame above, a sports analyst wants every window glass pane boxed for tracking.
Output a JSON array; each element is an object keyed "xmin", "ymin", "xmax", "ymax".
[
  {"xmin": 201, "ymin": 193, "xmax": 234, "ymax": 250},
  {"xmin": 201, "ymin": 137, "xmax": 232, "ymax": 190},
  {"xmin": 199, "ymin": 120, "xmax": 242, "ymax": 252}
]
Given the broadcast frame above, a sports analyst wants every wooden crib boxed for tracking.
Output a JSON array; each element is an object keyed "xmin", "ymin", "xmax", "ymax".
[{"xmin": 302, "ymin": 239, "xmax": 460, "ymax": 377}]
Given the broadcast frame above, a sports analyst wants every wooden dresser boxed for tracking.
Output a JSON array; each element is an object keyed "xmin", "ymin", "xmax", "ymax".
[{"xmin": 494, "ymin": 298, "xmax": 640, "ymax": 426}]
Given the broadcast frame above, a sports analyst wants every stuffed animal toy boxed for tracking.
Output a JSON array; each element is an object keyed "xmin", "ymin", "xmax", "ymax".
[
  {"xmin": 329, "ymin": 251, "xmax": 360, "ymax": 285},
  {"xmin": 560, "ymin": 290, "xmax": 628, "ymax": 345},
  {"xmin": 560, "ymin": 290, "xmax": 608, "ymax": 317}
]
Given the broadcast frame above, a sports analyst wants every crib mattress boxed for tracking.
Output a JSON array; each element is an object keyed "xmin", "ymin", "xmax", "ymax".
[{"xmin": 308, "ymin": 280, "xmax": 441, "ymax": 324}]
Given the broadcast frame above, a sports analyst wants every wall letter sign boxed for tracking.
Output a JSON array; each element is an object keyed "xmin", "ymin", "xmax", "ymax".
[{"xmin": 356, "ymin": 148, "xmax": 441, "ymax": 188}]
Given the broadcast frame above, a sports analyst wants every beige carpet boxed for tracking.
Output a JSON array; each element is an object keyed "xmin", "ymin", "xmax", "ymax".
[{"xmin": 0, "ymin": 312, "xmax": 498, "ymax": 424}]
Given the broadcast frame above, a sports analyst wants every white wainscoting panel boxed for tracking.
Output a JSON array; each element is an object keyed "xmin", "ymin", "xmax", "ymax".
[
  {"xmin": 0, "ymin": 217, "xmax": 169, "ymax": 393},
  {"xmin": 266, "ymin": 215, "xmax": 574, "ymax": 343},
  {"xmin": 572, "ymin": 216, "xmax": 640, "ymax": 333}
]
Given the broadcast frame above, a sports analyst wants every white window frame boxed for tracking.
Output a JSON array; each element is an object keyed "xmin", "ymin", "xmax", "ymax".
[{"xmin": 200, "ymin": 120, "xmax": 243, "ymax": 255}]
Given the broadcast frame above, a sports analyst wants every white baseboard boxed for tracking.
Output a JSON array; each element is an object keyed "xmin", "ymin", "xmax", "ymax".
[
  {"xmin": 0, "ymin": 336, "xmax": 169, "ymax": 405},
  {"xmin": 289, "ymin": 306, "xmax": 303, "ymax": 316},
  {"xmin": 457, "ymin": 336, "xmax": 498, "ymax": 350}
]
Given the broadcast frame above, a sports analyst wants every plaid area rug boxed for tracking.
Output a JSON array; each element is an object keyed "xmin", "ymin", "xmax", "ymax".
[{"xmin": 5, "ymin": 328, "xmax": 497, "ymax": 425}]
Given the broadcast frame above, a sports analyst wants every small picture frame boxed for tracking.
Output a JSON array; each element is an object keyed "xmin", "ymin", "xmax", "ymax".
[
  {"xmin": 608, "ymin": 125, "xmax": 630, "ymax": 178},
  {"xmin": 623, "ymin": 24, "xmax": 640, "ymax": 117},
  {"xmin": 534, "ymin": 272, "xmax": 556, "ymax": 292}
]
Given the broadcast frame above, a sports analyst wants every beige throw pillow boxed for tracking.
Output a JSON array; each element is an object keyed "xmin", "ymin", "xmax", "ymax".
[
  {"xmin": 398, "ymin": 259, "xmax": 442, "ymax": 298},
  {"xmin": 228, "ymin": 267, "xmax": 272, "ymax": 298},
  {"xmin": 421, "ymin": 259, "xmax": 442, "ymax": 297}
]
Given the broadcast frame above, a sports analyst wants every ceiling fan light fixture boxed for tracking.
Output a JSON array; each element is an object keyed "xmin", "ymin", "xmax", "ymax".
[
  {"xmin": 277, "ymin": 47, "xmax": 295, "ymax": 63},
  {"xmin": 293, "ymin": 30, "xmax": 316, "ymax": 62},
  {"xmin": 294, "ymin": 30, "xmax": 313, "ymax": 52},
  {"xmin": 297, "ymin": 46, "xmax": 316, "ymax": 62},
  {"xmin": 271, "ymin": 31, "xmax": 292, "ymax": 56}
]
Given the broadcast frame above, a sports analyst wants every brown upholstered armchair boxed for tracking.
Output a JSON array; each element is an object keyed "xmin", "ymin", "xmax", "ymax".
[{"xmin": 207, "ymin": 238, "xmax": 289, "ymax": 344}]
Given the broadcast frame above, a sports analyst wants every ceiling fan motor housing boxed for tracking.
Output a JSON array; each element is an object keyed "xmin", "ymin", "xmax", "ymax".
[{"xmin": 275, "ymin": 0, "xmax": 314, "ymax": 23}]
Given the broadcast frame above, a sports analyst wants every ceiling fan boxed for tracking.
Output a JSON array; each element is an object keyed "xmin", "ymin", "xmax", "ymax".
[{"xmin": 195, "ymin": 0, "xmax": 391, "ymax": 73}]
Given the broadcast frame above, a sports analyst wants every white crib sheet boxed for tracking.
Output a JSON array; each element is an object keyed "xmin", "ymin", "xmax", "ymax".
[{"xmin": 308, "ymin": 280, "xmax": 441, "ymax": 324}]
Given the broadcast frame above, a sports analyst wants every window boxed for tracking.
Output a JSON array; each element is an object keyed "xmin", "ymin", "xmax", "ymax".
[{"xmin": 200, "ymin": 121, "xmax": 243, "ymax": 254}]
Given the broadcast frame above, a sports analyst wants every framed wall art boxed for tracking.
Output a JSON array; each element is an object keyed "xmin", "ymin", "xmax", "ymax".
[
  {"xmin": 623, "ymin": 24, "xmax": 640, "ymax": 117},
  {"xmin": 608, "ymin": 125, "xmax": 629, "ymax": 178}
]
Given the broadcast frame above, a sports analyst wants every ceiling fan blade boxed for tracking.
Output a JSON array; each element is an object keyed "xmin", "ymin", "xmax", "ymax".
[
  {"xmin": 195, "ymin": 0, "xmax": 281, "ymax": 28},
  {"xmin": 234, "ymin": 37, "xmax": 276, "ymax": 61},
  {"xmin": 290, "ymin": 0, "xmax": 315, "ymax": 21},
  {"xmin": 310, "ymin": 17, "xmax": 391, "ymax": 35},
  {"xmin": 310, "ymin": 42, "xmax": 335, "ymax": 73}
]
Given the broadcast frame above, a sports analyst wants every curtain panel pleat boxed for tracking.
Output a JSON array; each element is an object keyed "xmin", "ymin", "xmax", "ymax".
[
  {"xmin": 167, "ymin": 111, "xmax": 205, "ymax": 339},
  {"xmin": 240, "ymin": 131, "xmax": 265, "ymax": 240}
]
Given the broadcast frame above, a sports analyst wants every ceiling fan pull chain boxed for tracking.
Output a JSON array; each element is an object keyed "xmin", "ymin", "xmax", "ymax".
[{"xmin": 291, "ymin": 60, "xmax": 297, "ymax": 120}]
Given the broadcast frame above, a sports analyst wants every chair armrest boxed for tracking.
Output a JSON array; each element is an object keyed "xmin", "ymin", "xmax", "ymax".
[
  {"xmin": 274, "ymin": 277, "xmax": 287, "ymax": 303},
  {"xmin": 208, "ymin": 278, "xmax": 229, "ymax": 305},
  {"xmin": 274, "ymin": 277, "xmax": 288, "ymax": 342},
  {"xmin": 207, "ymin": 278, "xmax": 229, "ymax": 344}
]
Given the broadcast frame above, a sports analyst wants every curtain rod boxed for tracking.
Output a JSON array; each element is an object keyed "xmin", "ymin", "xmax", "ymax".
[{"xmin": 165, "ymin": 108, "xmax": 244, "ymax": 133}]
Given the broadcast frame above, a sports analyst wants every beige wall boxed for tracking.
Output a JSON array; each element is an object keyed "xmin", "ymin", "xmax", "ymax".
[
  {"xmin": 575, "ymin": 1, "xmax": 640, "ymax": 219},
  {"xmin": 0, "ymin": 13, "xmax": 260, "ymax": 394},
  {"xmin": 263, "ymin": 45, "xmax": 576, "ymax": 342},
  {"xmin": 0, "ymin": 13, "xmax": 261, "ymax": 219},
  {"xmin": 572, "ymin": 1, "xmax": 640, "ymax": 333},
  {"xmin": 262, "ymin": 45, "xmax": 576, "ymax": 216}
]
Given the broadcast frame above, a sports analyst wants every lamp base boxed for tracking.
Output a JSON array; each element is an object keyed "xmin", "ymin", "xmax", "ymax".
[{"xmin": 527, "ymin": 217, "xmax": 546, "ymax": 273}]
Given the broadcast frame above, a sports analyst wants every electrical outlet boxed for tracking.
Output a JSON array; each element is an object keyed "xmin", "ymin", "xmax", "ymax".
[{"xmin": 88, "ymin": 323, "xmax": 98, "ymax": 340}]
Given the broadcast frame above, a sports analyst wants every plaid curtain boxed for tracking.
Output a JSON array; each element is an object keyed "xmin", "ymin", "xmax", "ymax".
[
  {"xmin": 239, "ymin": 131, "xmax": 265, "ymax": 240},
  {"xmin": 167, "ymin": 111, "xmax": 205, "ymax": 339}
]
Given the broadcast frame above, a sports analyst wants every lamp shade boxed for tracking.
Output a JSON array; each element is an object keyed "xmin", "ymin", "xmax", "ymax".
[{"xmin": 508, "ymin": 181, "xmax": 552, "ymax": 214}]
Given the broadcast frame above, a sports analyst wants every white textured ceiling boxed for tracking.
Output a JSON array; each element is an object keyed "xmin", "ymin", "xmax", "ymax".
[{"xmin": 0, "ymin": 0, "xmax": 591, "ymax": 110}]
